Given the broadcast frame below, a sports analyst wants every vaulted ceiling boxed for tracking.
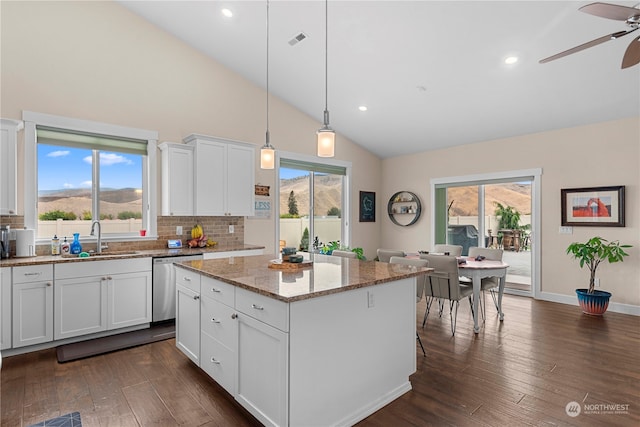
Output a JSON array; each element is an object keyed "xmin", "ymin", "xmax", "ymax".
[{"xmin": 119, "ymin": 1, "xmax": 640, "ymax": 158}]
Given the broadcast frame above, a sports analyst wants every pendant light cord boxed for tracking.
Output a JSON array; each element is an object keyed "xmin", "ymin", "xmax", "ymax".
[
  {"xmin": 324, "ymin": 0, "xmax": 329, "ymax": 118},
  {"xmin": 266, "ymin": 0, "xmax": 270, "ymax": 143}
]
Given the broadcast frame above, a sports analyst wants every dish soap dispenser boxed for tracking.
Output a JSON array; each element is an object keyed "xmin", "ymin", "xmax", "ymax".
[
  {"xmin": 61, "ymin": 236, "xmax": 70, "ymax": 255},
  {"xmin": 70, "ymin": 233, "xmax": 82, "ymax": 255},
  {"xmin": 51, "ymin": 235, "xmax": 60, "ymax": 256}
]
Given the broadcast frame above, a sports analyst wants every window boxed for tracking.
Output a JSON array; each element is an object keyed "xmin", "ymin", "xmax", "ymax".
[
  {"xmin": 23, "ymin": 112, "xmax": 158, "ymax": 241},
  {"xmin": 277, "ymin": 153, "xmax": 351, "ymax": 253}
]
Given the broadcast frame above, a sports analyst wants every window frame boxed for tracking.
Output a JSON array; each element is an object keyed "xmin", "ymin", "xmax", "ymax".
[
  {"xmin": 275, "ymin": 151, "xmax": 352, "ymax": 251},
  {"xmin": 22, "ymin": 111, "xmax": 158, "ymax": 243}
]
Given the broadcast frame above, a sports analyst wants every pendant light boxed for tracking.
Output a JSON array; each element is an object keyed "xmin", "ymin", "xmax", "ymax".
[
  {"xmin": 260, "ymin": 0, "xmax": 275, "ymax": 169},
  {"xmin": 317, "ymin": 0, "xmax": 335, "ymax": 157}
]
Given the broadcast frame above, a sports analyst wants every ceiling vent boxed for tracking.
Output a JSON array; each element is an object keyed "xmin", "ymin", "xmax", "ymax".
[{"xmin": 288, "ymin": 32, "xmax": 308, "ymax": 46}]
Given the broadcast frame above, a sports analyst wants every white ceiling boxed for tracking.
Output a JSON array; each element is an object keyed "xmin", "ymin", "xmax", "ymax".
[{"xmin": 119, "ymin": 1, "xmax": 640, "ymax": 159}]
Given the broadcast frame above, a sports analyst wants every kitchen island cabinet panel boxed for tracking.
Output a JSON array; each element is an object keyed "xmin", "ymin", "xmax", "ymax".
[{"xmin": 176, "ymin": 283, "xmax": 200, "ymax": 365}]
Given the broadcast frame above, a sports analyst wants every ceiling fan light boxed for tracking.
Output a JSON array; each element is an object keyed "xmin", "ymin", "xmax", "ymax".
[{"xmin": 317, "ymin": 127, "xmax": 335, "ymax": 157}]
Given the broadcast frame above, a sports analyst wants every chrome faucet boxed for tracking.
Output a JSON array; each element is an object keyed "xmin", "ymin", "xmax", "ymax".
[{"xmin": 90, "ymin": 220, "xmax": 107, "ymax": 254}]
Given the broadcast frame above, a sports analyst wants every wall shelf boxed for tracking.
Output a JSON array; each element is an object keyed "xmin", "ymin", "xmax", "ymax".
[{"xmin": 387, "ymin": 191, "xmax": 421, "ymax": 226}]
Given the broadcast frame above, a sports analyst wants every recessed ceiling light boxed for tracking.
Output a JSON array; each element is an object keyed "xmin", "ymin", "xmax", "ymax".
[
  {"xmin": 221, "ymin": 8, "xmax": 233, "ymax": 18},
  {"xmin": 505, "ymin": 56, "xmax": 519, "ymax": 65},
  {"xmin": 358, "ymin": 106, "xmax": 368, "ymax": 112}
]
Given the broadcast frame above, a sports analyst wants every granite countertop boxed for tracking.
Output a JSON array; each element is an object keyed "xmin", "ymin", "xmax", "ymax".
[
  {"xmin": 0, "ymin": 243, "xmax": 265, "ymax": 267},
  {"xmin": 176, "ymin": 254, "xmax": 432, "ymax": 303}
]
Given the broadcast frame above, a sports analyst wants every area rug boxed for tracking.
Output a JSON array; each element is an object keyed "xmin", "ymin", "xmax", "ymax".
[{"xmin": 28, "ymin": 411, "xmax": 82, "ymax": 427}]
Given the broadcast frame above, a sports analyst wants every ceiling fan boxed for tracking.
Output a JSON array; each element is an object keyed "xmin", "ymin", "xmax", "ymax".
[{"xmin": 540, "ymin": 2, "xmax": 640, "ymax": 68}]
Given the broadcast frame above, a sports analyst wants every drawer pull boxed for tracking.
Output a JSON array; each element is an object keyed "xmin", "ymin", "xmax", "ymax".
[
  {"xmin": 46, "ymin": 282, "xmax": 52, "ymax": 287},
  {"xmin": 210, "ymin": 287, "xmax": 221, "ymax": 293},
  {"xmin": 231, "ymin": 313, "xmax": 238, "ymax": 319},
  {"xmin": 183, "ymin": 276, "xmax": 191, "ymax": 282},
  {"xmin": 193, "ymin": 295, "xmax": 200, "ymax": 300},
  {"xmin": 211, "ymin": 317, "xmax": 221, "ymax": 323},
  {"xmin": 210, "ymin": 357, "xmax": 221, "ymax": 365},
  {"xmin": 251, "ymin": 304, "xmax": 264, "ymax": 311},
  {"xmin": 24, "ymin": 272, "xmax": 42, "ymax": 276}
]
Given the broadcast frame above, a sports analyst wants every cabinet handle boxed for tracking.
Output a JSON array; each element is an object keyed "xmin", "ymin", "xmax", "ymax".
[
  {"xmin": 24, "ymin": 272, "xmax": 41, "ymax": 276},
  {"xmin": 102, "ymin": 277, "xmax": 108, "ymax": 281},
  {"xmin": 231, "ymin": 313, "xmax": 238, "ymax": 319},
  {"xmin": 107, "ymin": 276, "xmax": 112, "ymax": 280},
  {"xmin": 210, "ymin": 357, "xmax": 221, "ymax": 365},
  {"xmin": 193, "ymin": 295, "xmax": 200, "ymax": 300},
  {"xmin": 210, "ymin": 287, "xmax": 221, "ymax": 293},
  {"xmin": 46, "ymin": 282, "xmax": 52, "ymax": 287},
  {"xmin": 251, "ymin": 304, "xmax": 264, "ymax": 311},
  {"xmin": 183, "ymin": 276, "xmax": 191, "ymax": 282},
  {"xmin": 211, "ymin": 317, "xmax": 221, "ymax": 323}
]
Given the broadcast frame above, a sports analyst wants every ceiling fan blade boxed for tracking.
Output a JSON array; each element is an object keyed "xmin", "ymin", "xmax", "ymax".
[
  {"xmin": 540, "ymin": 28, "xmax": 638, "ymax": 64},
  {"xmin": 579, "ymin": 2, "xmax": 640, "ymax": 21},
  {"xmin": 622, "ymin": 36, "xmax": 640, "ymax": 68}
]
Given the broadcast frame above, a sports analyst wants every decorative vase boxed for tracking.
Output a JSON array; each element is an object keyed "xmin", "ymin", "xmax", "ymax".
[
  {"xmin": 70, "ymin": 233, "xmax": 82, "ymax": 255},
  {"xmin": 575, "ymin": 289, "xmax": 611, "ymax": 315}
]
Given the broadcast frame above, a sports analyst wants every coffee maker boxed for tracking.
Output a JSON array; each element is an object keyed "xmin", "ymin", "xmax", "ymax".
[{"xmin": 1, "ymin": 225, "xmax": 10, "ymax": 259}]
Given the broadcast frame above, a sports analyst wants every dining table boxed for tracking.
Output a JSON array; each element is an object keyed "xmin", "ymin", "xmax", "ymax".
[
  {"xmin": 458, "ymin": 258, "xmax": 509, "ymax": 333},
  {"xmin": 407, "ymin": 253, "xmax": 509, "ymax": 333}
]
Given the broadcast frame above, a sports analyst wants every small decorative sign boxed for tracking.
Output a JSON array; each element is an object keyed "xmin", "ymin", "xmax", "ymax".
[
  {"xmin": 255, "ymin": 185, "xmax": 270, "ymax": 196},
  {"xmin": 254, "ymin": 197, "xmax": 271, "ymax": 219},
  {"xmin": 359, "ymin": 191, "xmax": 376, "ymax": 222}
]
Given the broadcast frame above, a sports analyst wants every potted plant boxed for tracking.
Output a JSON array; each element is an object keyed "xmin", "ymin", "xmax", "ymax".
[{"xmin": 566, "ymin": 236, "xmax": 631, "ymax": 315}]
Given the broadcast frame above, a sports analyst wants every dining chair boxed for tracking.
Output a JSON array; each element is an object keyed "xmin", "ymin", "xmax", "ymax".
[
  {"xmin": 331, "ymin": 249, "xmax": 357, "ymax": 259},
  {"xmin": 432, "ymin": 244, "xmax": 463, "ymax": 257},
  {"xmin": 377, "ymin": 248, "xmax": 405, "ymax": 262},
  {"xmin": 420, "ymin": 254, "xmax": 474, "ymax": 336},
  {"xmin": 389, "ymin": 256, "xmax": 429, "ymax": 356},
  {"xmin": 468, "ymin": 247, "xmax": 504, "ymax": 319}
]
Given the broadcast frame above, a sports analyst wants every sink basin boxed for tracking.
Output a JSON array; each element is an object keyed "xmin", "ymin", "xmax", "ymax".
[{"xmin": 62, "ymin": 251, "xmax": 140, "ymax": 259}]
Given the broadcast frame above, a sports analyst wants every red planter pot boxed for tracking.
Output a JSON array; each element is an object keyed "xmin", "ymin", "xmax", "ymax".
[{"xmin": 575, "ymin": 289, "xmax": 611, "ymax": 315}]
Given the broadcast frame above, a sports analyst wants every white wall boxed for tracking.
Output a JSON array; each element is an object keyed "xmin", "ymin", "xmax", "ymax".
[{"xmin": 381, "ymin": 117, "xmax": 639, "ymax": 307}]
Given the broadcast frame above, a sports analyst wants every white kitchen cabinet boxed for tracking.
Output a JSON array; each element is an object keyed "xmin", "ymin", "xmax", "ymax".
[
  {"xmin": 0, "ymin": 119, "xmax": 22, "ymax": 215},
  {"xmin": 184, "ymin": 134, "xmax": 255, "ymax": 217},
  {"xmin": 54, "ymin": 275, "xmax": 106, "ymax": 340},
  {"xmin": 108, "ymin": 270, "xmax": 152, "ymax": 329},
  {"xmin": 158, "ymin": 142, "xmax": 194, "ymax": 216},
  {"xmin": 236, "ymin": 310, "xmax": 289, "ymax": 427},
  {"xmin": 55, "ymin": 258, "xmax": 152, "ymax": 340},
  {"xmin": 176, "ymin": 266, "xmax": 201, "ymax": 365},
  {"xmin": 1, "ymin": 268, "xmax": 11, "ymax": 350},
  {"xmin": 12, "ymin": 264, "xmax": 53, "ymax": 348}
]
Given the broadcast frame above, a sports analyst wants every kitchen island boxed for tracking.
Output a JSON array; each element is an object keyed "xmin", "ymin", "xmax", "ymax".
[{"xmin": 175, "ymin": 254, "xmax": 430, "ymax": 427}]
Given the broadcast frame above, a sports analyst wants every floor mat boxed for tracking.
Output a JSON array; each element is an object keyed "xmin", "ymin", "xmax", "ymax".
[
  {"xmin": 28, "ymin": 411, "xmax": 82, "ymax": 427},
  {"xmin": 56, "ymin": 322, "xmax": 175, "ymax": 363}
]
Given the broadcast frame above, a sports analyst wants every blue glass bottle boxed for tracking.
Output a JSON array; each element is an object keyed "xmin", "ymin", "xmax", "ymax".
[{"xmin": 70, "ymin": 232, "xmax": 82, "ymax": 254}]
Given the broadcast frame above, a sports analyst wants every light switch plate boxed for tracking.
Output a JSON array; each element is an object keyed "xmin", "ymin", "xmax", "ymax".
[
  {"xmin": 559, "ymin": 226, "xmax": 573, "ymax": 234},
  {"xmin": 176, "ymin": 226, "xmax": 183, "ymax": 235}
]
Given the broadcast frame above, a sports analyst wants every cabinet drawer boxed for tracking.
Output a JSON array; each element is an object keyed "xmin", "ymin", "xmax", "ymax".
[
  {"xmin": 201, "ymin": 276, "xmax": 235, "ymax": 306},
  {"xmin": 200, "ymin": 333, "xmax": 236, "ymax": 395},
  {"xmin": 236, "ymin": 287, "xmax": 289, "ymax": 332},
  {"xmin": 201, "ymin": 296, "xmax": 237, "ymax": 349},
  {"xmin": 175, "ymin": 266, "xmax": 200, "ymax": 293},
  {"xmin": 13, "ymin": 264, "xmax": 53, "ymax": 283},
  {"xmin": 56, "ymin": 258, "xmax": 151, "ymax": 279}
]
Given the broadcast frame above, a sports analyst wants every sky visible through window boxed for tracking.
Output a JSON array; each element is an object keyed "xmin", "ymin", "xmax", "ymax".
[{"xmin": 38, "ymin": 144, "xmax": 142, "ymax": 192}]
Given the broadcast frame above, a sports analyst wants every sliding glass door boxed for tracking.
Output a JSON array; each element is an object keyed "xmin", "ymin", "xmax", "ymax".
[
  {"xmin": 435, "ymin": 176, "xmax": 534, "ymax": 294},
  {"xmin": 278, "ymin": 156, "xmax": 349, "ymax": 254}
]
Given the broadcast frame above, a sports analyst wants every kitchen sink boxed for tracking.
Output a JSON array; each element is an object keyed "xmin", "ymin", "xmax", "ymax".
[{"xmin": 62, "ymin": 250, "xmax": 140, "ymax": 259}]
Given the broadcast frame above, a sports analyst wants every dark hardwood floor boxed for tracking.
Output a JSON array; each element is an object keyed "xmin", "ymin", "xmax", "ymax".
[{"xmin": 2, "ymin": 294, "xmax": 639, "ymax": 426}]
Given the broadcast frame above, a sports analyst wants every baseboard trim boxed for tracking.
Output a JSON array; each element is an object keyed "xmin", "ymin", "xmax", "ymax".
[
  {"xmin": 537, "ymin": 291, "xmax": 640, "ymax": 316},
  {"xmin": 335, "ymin": 381, "xmax": 412, "ymax": 427}
]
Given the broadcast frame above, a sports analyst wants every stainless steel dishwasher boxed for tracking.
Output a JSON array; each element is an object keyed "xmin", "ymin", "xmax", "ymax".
[{"xmin": 152, "ymin": 254, "xmax": 203, "ymax": 322}]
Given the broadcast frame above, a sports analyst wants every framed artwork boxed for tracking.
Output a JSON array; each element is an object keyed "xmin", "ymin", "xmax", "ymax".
[
  {"xmin": 561, "ymin": 186, "xmax": 625, "ymax": 227},
  {"xmin": 359, "ymin": 191, "xmax": 376, "ymax": 222}
]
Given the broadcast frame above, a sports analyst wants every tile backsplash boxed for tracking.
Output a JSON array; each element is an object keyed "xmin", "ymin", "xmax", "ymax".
[{"xmin": 0, "ymin": 215, "xmax": 244, "ymax": 256}]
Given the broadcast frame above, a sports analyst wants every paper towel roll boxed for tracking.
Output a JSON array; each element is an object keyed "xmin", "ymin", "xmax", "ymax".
[{"xmin": 15, "ymin": 228, "xmax": 36, "ymax": 257}]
